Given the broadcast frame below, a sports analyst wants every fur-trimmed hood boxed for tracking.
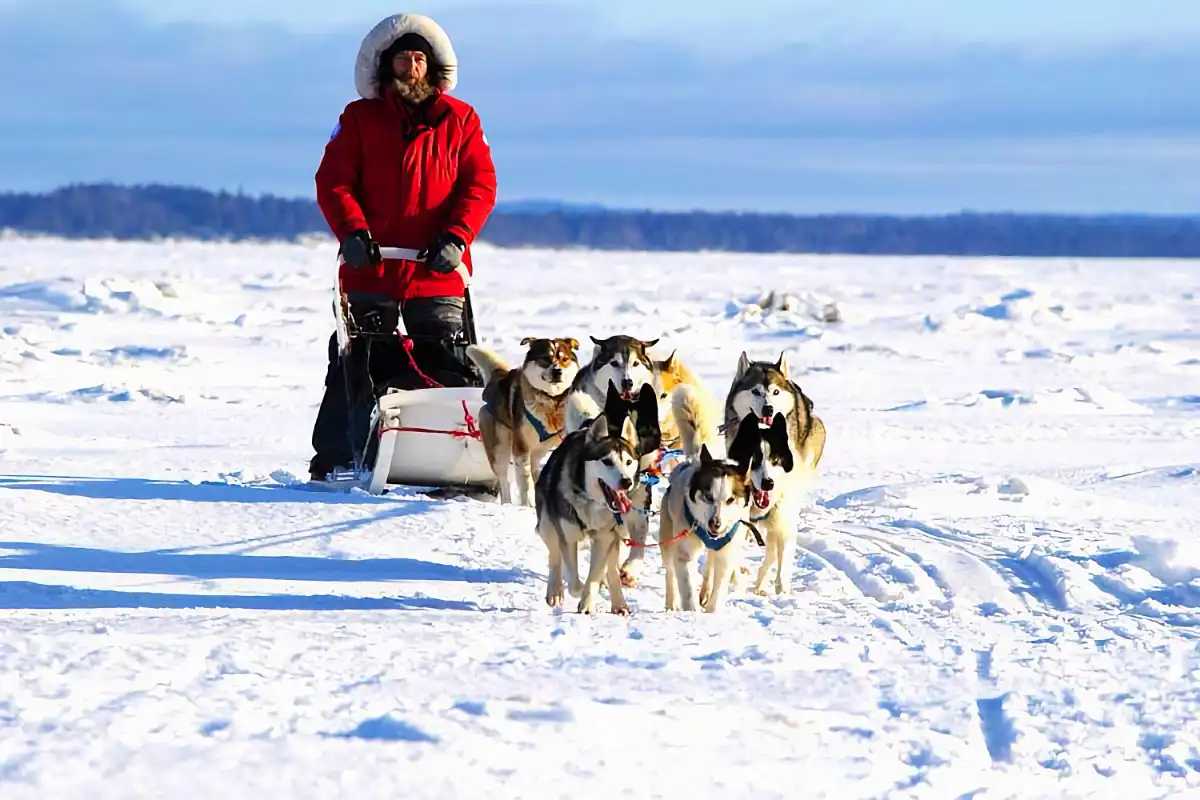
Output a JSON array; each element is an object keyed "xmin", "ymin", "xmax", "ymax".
[{"xmin": 355, "ymin": 14, "xmax": 458, "ymax": 99}]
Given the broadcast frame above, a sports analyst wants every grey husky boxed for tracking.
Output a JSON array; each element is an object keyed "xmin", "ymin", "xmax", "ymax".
[
  {"xmin": 725, "ymin": 351, "xmax": 825, "ymax": 475},
  {"xmin": 569, "ymin": 335, "xmax": 659, "ymax": 407},
  {"xmin": 724, "ymin": 352, "xmax": 826, "ymax": 594},
  {"xmin": 534, "ymin": 385, "xmax": 642, "ymax": 615}
]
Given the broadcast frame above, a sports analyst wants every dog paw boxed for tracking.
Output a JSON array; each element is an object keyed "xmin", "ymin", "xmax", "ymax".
[
  {"xmin": 619, "ymin": 569, "xmax": 639, "ymax": 588},
  {"xmin": 750, "ymin": 585, "xmax": 769, "ymax": 597},
  {"xmin": 546, "ymin": 589, "xmax": 564, "ymax": 608},
  {"xmin": 611, "ymin": 604, "xmax": 630, "ymax": 616},
  {"xmin": 577, "ymin": 598, "xmax": 596, "ymax": 615}
]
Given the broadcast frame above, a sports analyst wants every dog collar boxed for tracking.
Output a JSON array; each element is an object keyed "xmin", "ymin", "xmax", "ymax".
[{"xmin": 683, "ymin": 503, "xmax": 742, "ymax": 551}]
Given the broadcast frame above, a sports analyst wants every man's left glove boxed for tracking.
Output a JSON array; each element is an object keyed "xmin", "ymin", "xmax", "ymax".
[{"xmin": 423, "ymin": 232, "xmax": 466, "ymax": 274}]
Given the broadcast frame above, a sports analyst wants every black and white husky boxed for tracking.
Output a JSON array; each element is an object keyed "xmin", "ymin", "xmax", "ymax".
[
  {"xmin": 534, "ymin": 386, "xmax": 643, "ymax": 615},
  {"xmin": 656, "ymin": 415, "xmax": 760, "ymax": 613},
  {"xmin": 566, "ymin": 339, "xmax": 665, "ymax": 588},
  {"xmin": 724, "ymin": 352, "xmax": 826, "ymax": 594}
]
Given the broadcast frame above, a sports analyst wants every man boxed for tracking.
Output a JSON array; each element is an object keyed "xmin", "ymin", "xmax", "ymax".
[{"xmin": 309, "ymin": 14, "xmax": 497, "ymax": 480}]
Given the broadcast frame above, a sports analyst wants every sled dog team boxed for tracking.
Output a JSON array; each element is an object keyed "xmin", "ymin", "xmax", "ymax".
[{"xmin": 466, "ymin": 336, "xmax": 826, "ymax": 614}]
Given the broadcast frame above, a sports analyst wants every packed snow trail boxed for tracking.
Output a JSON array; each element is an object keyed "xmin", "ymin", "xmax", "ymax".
[{"xmin": 1, "ymin": 237, "xmax": 1198, "ymax": 797}]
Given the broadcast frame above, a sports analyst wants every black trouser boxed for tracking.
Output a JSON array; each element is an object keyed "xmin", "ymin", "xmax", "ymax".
[{"xmin": 310, "ymin": 296, "xmax": 470, "ymax": 474}]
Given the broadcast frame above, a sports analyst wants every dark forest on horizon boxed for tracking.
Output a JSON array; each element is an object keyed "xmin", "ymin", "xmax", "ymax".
[{"xmin": 3, "ymin": 184, "xmax": 1200, "ymax": 257}]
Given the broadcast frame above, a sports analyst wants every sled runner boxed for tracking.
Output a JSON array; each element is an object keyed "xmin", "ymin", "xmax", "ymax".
[{"xmin": 331, "ymin": 247, "xmax": 496, "ymax": 494}]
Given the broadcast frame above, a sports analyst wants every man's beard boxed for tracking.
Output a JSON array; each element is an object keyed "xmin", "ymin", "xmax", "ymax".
[{"xmin": 393, "ymin": 75, "xmax": 436, "ymax": 105}]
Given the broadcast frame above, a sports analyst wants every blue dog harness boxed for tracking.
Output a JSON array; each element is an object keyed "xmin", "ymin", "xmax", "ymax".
[
  {"xmin": 683, "ymin": 503, "xmax": 743, "ymax": 551},
  {"xmin": 523, "ymin": 406, "xmax": 561, "ymax": 443}
]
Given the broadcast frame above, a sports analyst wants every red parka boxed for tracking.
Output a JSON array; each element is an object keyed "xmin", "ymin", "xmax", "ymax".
[{"xmin": 316, "ymin": 86, "xmax": 497, "ymax": 301}]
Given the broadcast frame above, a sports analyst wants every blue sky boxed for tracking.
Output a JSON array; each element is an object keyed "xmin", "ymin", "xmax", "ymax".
[{"xmin": 2, "ymin": 1, "xmax": 1199, "ymax": 213}]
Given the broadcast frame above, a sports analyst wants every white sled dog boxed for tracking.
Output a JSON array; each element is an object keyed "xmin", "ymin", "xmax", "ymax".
[
  {"xmin": 534, "ymin": 385, "xmax": 642, "ymax": 615},
  {"xmin": 656, "ymin": 416, "xmax": 759, "ymax": 612},
  {"xmin": 565, "ymin": 336, "xmax": 718, "ymax": 587},
  {"xmin": 724, "ymin": 352, "xmax": 827, "ymax": 594},
  {"xmin": 467, "ymin": 337, "xmax": 580, "ymax": 505}
]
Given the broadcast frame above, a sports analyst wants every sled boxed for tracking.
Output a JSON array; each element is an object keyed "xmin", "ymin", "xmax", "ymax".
[
  {"xmin": 333, "ymin": 247, "xmax": 496, "ymax": 494},
  {"xmin": 366, "ymin": 386, "xmax": 495, "ymax": 493}
]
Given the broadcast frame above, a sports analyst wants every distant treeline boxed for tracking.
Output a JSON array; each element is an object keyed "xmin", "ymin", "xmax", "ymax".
[{"xmin": 4, "ymin": 183, "xmax": 1200, "ymax": 257}]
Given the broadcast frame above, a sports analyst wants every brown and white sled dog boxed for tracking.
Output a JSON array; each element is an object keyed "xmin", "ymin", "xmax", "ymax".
[
  {"xmin": 724, "ymin": 352, "xmax": 827, "ymax": 594},
  {"xmin": 467, "ymin": 337, "xmax": 580, "ymax": 505},
  {"xmin": 565, "ymin": 336, "xmax": 718, "ymax": 586},
  {"xmin": 534, "ymin": 386, "xmax": 642, "ymax": 615},
  {"xmin": 656, "ymin": 417, "xmax": 759, "ymax": 612}
]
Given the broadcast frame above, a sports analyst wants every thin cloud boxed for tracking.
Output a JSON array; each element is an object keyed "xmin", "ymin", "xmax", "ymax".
[{"xmin": 2, "ymin": 1, "xmax": 1198, "ymax": 212}]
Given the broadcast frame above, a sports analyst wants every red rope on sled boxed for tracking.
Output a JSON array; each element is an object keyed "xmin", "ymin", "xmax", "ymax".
[
  {"xmin": 378, "ymin": 400, "xmax": 483, "ymax": 441},
  {"xmin": 399, "ymin": 335, "xmax": 443, "ymax": 390},
  {"xmin": 624, "ymin": 529, "xmax": 689, "ymax": 549}
]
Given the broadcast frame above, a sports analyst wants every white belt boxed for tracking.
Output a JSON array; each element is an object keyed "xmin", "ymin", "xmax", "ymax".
[{"xmin": 373, "ymin": 246, "xmax": 471, "ymax": 288}]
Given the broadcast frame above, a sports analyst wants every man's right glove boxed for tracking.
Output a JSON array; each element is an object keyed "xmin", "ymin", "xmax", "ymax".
[{"xmin": 340, "ymin": 230, "xmax": 381, "ymax": 268}]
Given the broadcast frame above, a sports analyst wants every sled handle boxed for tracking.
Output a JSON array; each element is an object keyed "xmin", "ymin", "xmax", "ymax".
[{"xmin": 377, "ymin": 246, "xmax": 471, "ymax": 288}]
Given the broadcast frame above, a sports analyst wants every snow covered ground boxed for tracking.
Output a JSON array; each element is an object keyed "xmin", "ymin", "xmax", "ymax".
[{"xmin": 1, "ymin": 233, "xmax": 1198, "ymax": 798}]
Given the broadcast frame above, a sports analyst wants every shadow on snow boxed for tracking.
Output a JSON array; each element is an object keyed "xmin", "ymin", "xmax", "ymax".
[
  {"xmin": 0, "ymin": 540, "xmax": 524, "ymax": 585},
  {"xmin": 0, "ymin": 580, "xmax": 481, "ymax": 611},
  {"xmin": 0, "ymin": 474, "xmax": 395, "ymax": 505}
]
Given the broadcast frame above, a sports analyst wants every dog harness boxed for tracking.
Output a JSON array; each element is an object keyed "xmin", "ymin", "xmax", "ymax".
[
  {"xmin": 523, "ymin": 406, "xmax": 562, "ymax": 443},
  {"xmin": 683, "ymin": 504, "xmax": 743, "ymax": 551},
  {"xmin": 638, "ymin": 447, "xmax": 686, "ymax": 487}
]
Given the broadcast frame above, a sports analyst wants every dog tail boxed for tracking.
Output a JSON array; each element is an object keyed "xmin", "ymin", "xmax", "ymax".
[
  {"xmin": 671, "ymin": 383, "xmax": 720, "ymax": 459},
  {"xmin": 565, "ymin": 390, "xmax": 602, "ymax": 433},
  {"xmin": 465, "ymin": 345, "xmax": 509, "ymax": 385}
]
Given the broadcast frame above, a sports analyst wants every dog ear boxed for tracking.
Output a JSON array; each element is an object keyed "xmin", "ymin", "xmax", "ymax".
[
  {"xmin": 736, "ymin": 351, "xmax": 751, "ymax": 379},
  {"xmin": 776, "ymin": 351, "xmax": 790, "ymax": 379},
  {"xmin": 728, "ymin": 412, "xmax": 760, "ymax": 472},
  {"xmin": 520, "ymin": 336, "xmax": 536, "ymax": 347},
  {"xmin": 604, "ymin": 380, "xmax": 623, "ymax": 411},
  {"xmin": 586, "ymin": 412, "xmax": 609, "ymax": 443},
  {"xmin": 635, "ymin": 383, "xmax": 657, "ymax": 414},
  {"xmin": 699, "ymin": 443, "xmax": 714, "ymax": 466},
  {"xmin": 603, "ymin": 380, "xmax": 630, "ymax": 439},
  {"xmin": 657, "ymin": 350, "xmax": 676, "ymax": 372},
  {"xmin": 642, "ymin": 338, "xmax": 659, "ymax": 349},
  {"xmin": 620, "ymin": 415, "xmax": 637, "ymax": 450},
  {"xmin": 770, "ymin": 413, "xmax": 795, "ymax": 472},
  {"xmin": 566, "ymin": 337, "xmax": 579, "ymax": 352}
]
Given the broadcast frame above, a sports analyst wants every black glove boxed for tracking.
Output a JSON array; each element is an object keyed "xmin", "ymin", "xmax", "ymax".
[
  {"xmin": 423, "ymin": 232, "xmax": 466, "ymax": 274},
  {"xmin": 340, "ymin": 230, "xmax": 381, "ymax": 268}
]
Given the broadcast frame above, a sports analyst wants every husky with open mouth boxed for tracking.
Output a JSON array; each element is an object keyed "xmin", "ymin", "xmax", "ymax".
[
  {"xmin": 569, "ymin": 335, "xmax": 659, "ymax": 407},
  {"xmin": 725, "ymin": 352, "xmax": 826, "ymax": 594},
  {"xmin": 534, "ymin": 385, "xmax": 642, "ymax": 614},
  {"xmin": 467, "ymin": 337, "xmax": 580, "ymax": 505},
  {"xmin": 740, "ymin": 412, "xmax": 807, "ymax": 595},
  {"xmin": 724, "ymin": 351, "xmax": 826, "ymax": 471},
  {"xmin": 656, "ymin": 415, "xmax": 758, "ymax": 613}
]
